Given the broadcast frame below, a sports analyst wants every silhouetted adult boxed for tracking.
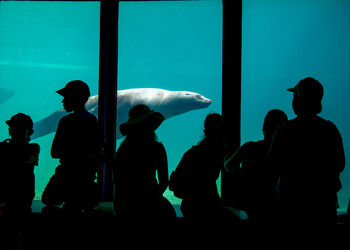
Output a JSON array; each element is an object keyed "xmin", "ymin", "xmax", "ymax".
[
  {"xmin": 113, "ymin": 104, "xmax": 175, "ymax": 220},
  {"xmin": 171, "ymin": 113, "xmax": 238, "ymax": 225},
  {"xmin": 41, "ymin": 80, "xmax": 100, "ymax": 213},
  {"xmin": 268, "ymin": 77, "xmax": 345, "ymax": 228},
  {"xmin": 225, "ymin": 109, "xmax": 287, "ymax": 224},
  {"xmin": 0, "ymin": 113, "xmax": 40, "ymax": 216}
]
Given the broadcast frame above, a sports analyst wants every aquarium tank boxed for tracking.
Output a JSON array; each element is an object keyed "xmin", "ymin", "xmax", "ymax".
[
  {"xmin": 0, "ymin": 0, "xmax": 349, "ymax": 213},
  {"xmin": 0, "ymin": 1, "xmax": 101, "ymax": 200},
  {"xmin": 0, "ymin": 0, "xmax": 223, "ymax": 206},
  {"xmin": 242, "ymin": 0, "xmax": 350, "ymax": 211},
  {"xmin": 117, "ymin": 0, "xmax": 223, "ymax": 205}
]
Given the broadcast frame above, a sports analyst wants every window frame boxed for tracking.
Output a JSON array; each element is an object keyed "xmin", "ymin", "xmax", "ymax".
[{"xmin": 1, "ymin": 0, "xmax": 242, "ymax": 203}]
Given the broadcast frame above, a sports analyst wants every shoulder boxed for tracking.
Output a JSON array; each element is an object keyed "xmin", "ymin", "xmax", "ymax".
[
  {"xmin": 271, "ymin": 118, "xmax": 297, "ymax": 137},
  {"xmin": 318, "ymin": 117, "xmax": 342, "ymax": 139},
  {"xmin": 279, "ymin": 117, "xmax": 297, "ymax": 129},
  {"xmin": 85, "ymin": 111, "xmax": 97, "ymax": 121},
  {"xmin": 62, "ymin": 111, "xmax": 97, "ymax": 120},
  {"xmin": 60, "ymin": 111, "xmax": 97, "ymax": 127},
  {"xmin": 247, "ymin": 140, "xmax": 267, "ymax": 152},
  {"xmin": 178, "ymin": 146, "xmax": 197, "ymax": 164},
  {"xmin": 178, "ymin": 146, "xmax": 196, "ymax": 160},
  {"xmin": 237, "ymin": 140, "xmax": 265, "ymax": 158},
  {"xmin": 29, "ymin": 143, "xmax": 40, "ymax": 152},
  {"xmin": 58, "ymin": 113, "xmax": 75, "ymax": 125},
  {"xmin": 242, "ymin": 141, "xmax": 255, "ymax": 150},
  {"xmin": 81, "ymin": 112, "xmax": 98, "ymax": 126},
  {"xmin": 0, "ymin": 139, "xmax": 11, "ymax": 145},
  {"xmin": 187, "ymin": 145, "xmax": 198, "ymax": 153},
  {"xmin": 233, "ymin": 141, "xmax": 254, "ymax": 155},
  {"xmin": 184, "ymin": 145, "xmax": 203, "ymax": 159},
  {"xmin": 0, "ymin": 139, "xmax": 11, "ymax": 150},
  {"xmin": 318, "ymin": 116, "xmax": 338, "ymax": 129},
  {"xmin": 153, "ymin": 141, "xmax": 166, "ymax": 152},
  {"xmin": 61, "ymin": 112, "xmax": 75, "ymax": 121}
]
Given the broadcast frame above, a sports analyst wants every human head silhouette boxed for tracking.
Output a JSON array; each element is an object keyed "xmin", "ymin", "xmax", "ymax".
[
  {"xmin": 288, "ymin": 77, "xmax": 324, "ymax": 115},
  {"xmin": 204, "ymin": 113, "xmax": 225, "ymax": 142},
  {"xmin": 56, "ymin": 80, "xmax": 90, "ymax": 112},
  {"xmin": 262, "ymin": 109, "xmax": 288, "ymax": 141},
  {"xmin": 6, "ymin": 113, "xmax": 34, "ymax": 143},
  {"xmin": 120, "ymin": 104, "xmax": 165, "ymax": 136}
]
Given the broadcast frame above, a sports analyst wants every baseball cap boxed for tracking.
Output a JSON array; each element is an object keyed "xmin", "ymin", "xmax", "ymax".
[
  {"xmin": 56, "ymin": 80, "xmax": 90, "ymax": 99},
  {"xmin": 287, "ymin": 77, "xmax": 324, "ymax": 102}
]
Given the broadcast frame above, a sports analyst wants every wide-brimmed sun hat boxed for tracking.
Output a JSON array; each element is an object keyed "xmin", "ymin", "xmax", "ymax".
[
  {"xmin": 6, "ymin": 113, "xmax": 33, "ymax": 130},
  {"xmin": 119, "ymin": 104, "xmax": 165, "ymax": 136}
]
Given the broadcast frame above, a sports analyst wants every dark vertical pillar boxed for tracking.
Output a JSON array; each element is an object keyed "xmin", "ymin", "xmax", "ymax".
[
  {"xmin": 98, "ymin": 0, "xmax": 118, "ymax": 202},
  {"xmin": 221, "ymin": 0, "xmax": 242, "ymax": 203}
]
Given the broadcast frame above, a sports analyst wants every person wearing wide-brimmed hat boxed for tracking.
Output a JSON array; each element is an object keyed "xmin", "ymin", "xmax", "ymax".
[
  {"xmin": 113, "ymin": 104, "xmax": 175, "ymax": 219},
  {"xmin": 41, "ymin": 80, "xmax": 100, "ymax": 213},
  {"xmin": 268, "ymin": 77, "xmax": 345, "ymax": 227}
]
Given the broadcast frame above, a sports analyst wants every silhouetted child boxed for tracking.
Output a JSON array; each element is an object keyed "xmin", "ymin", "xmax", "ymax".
[
  {"xmin": 268, "ymin": 77, "xmax": 345, "ymax": 228},
  {"xmin": 41, "ymin": 80, "xmax": 100, "ymax": 213},
  {"xmin": 114, "ymin": 104, "xmax": 175, "ymax": 220},
  {"xmin": 170, "ymin": 113, "xmax": 239, "ymax": 225},
  {"xmin": 224, "ymin": 109, "xmax": 287, "ymax": 224},
  {"xmin": 0, "ymin": 113, "xmax": 40, "ymax": 216}
]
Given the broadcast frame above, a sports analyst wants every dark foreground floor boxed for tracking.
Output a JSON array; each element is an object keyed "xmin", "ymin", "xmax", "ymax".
[{"xmin": 1, "ymin": 201, "xmax": 350, "ymax": 249}]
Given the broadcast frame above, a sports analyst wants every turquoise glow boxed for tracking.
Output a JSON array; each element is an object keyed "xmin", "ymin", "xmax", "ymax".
[
  {"xmin": 118, "ymin": 0, "xmax": 223, "ymax": 204},
  {"xmin": 0, "ymin": 1, "xmax": 100, "ymax": 200},
  {"xmin": 0, "ymin": 0, "xmax": 223, "ymax": 206},
  {"xmin": 242, "ymin": 0, "xmax": 350, "ymax": 211}
]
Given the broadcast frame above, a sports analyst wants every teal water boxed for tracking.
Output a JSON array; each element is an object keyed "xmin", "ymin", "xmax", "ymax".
[
  {"xmin": 0, "ymin": 1, "xmax": 100, "ymax": 200},
  {"xmin": 118, "ymin": 0, "xmax": 223, "ymax": 204},
  {"xmin": 0, "ymin": 0, "xmax": 223, "ymax": 205},
  {"xmin": 242, "ymin": 0, "xmax": 350, "ymax": 211},
  {"xmin": 1, "ymin": 0, "xmax": 349, "ymax": 212}
]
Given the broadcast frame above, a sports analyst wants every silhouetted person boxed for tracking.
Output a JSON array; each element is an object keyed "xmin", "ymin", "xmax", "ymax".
[
  {"xmin": 170, "ymin": 113, "xmax": 239, "ymax": 225},
  {"xmin": 113, "ymin": 104, "xmax": 175, "ymax": 220},
  {"xmin": 268, "ymin": 77, "xmax": 345, "ymax": 228},
  {"xmin": 224, "ymin": 109, "xmax": 288, "ymax": 224},
  {"xmin": 0, "ymin": 113, "xmax": 40, "ymax": 216},
  {"xmin": 41, "ymin": 80, "xmax": 100, "ymax": 213}
]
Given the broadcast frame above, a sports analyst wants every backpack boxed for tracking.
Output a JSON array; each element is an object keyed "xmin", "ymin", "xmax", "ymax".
[{"xmin": 169, "ymin": 146, "xmax": 198, "ymax": 199}]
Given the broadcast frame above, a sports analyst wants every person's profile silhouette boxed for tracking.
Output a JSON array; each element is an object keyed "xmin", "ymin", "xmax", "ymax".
[
  {"xmin": 268, "ymin": 77, "xmax": 345, "ymax": 228},
  {"xmin": 41, "ymin": 80, "xmax": 100, "ymax": 214}
]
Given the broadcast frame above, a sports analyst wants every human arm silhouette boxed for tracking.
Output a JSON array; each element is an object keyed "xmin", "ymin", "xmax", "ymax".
[
  {"xmin": 224, "ymin": 142, "xmax": 250, "ymax": 172},
  {"xmin": 51, "ymin": 119, "xmax": 64, "ymax": 159},
  {"xmin": 157, "ymin": 143, "xmax": 169, "ymax": 195},
  {"xmin": 23, "ymin": 144, "xmax": 40, "ymax": 166}
]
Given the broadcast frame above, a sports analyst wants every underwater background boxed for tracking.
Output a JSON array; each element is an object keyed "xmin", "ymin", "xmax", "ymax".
[
  {"xmin": 242, "ymin": 0, "xmax": 350, "ymax": 211},
  {"xmin": 0, "ymin": 0, "xmax": 349, "ymax": 211},
  {"xmin": 0, "ymin": 0, "xmax": 222, "ymax": 206}
]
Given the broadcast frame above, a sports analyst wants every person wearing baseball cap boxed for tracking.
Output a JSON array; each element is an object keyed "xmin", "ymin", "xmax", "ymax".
[
  {"xmin": 0, "ymin": 113, "xmax": 40, "ymax": 216},
  {"xmin": 287, "ymin": 77, "xmax": 324, "ymax": 116},
  {"xmin": 42, "ymin": 80, "xmax": 101, "ymax": 213},
  {"xmin": 268, "ymin": 77, "xmax": 345, "ymax": 228},
  {"xmin": 56, "ymin": 80, "xmax": 90, "ymax": 113}
]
